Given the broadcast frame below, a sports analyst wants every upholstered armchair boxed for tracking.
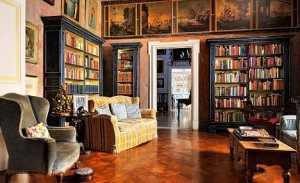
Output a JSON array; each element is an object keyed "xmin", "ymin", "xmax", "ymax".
[{"xmin": 0, "ymin": 93, "xmax": 80, "ymax": 183}]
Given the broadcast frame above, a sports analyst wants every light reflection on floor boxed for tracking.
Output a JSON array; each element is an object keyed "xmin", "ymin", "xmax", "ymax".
[{"xmin": 157, "ymin": 108, "xmax": 192, "ymax": 130}]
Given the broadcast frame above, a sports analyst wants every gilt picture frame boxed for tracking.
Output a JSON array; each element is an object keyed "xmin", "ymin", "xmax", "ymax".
[
  {"xmin": 26, "ymin": 21, "xmax": 39, "ymax": 64},
  {"xmin": 86, "ymin": 0, "xmax": 100, "ymax": 35}
]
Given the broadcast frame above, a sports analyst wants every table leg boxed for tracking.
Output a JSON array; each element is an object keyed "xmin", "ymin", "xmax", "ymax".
[
  {"xmin": 282, "ymin": 168, "xmax": 291, "ymax": 183},
  {"xmin": 229, "ymin": 145, "xmax": 233, "ymax": 160},
  {"xmin": 246, "ymin": 168, "xmax": 254, "ymax": 183}
]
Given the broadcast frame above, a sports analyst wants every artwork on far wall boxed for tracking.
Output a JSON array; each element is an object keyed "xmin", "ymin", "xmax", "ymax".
[
  {"xmin": 109, "ymin": 4, "xmax": 136, "ymax": 36},
  {"xmin": 86, "ymin": 0, "xmax": 100, "ymax": 35},
  {"xmin": 177, "ymin": 0, "xmax": 210, "ymax": 32},
  {"xmin": 256, "ymin": 0, "xmax": 292, "ymax": 29},
  {"xmin": 62, "ymin": 0, "xmax": 85, "ymax": 25},
  {"xmin": 25, "ymin": 76, "xmax": 38, "ymax": 96},
  {"xmin": 26, "ymin": 21, "xmax": 39, "ymax": 64},
  {"xmin": 142, "ymin": 1, "xmax": 172, "ymax": 34},
  {"xmin": 216, "ymin": 0, "xmax": 251, "ymax": 31},
  {"xmin": 157, "ymin": 78, "xmax": 164, "ymax": 88},
  {"xmin": 157, "ymin": 58, "xmax": 164, "ymax": 75}
]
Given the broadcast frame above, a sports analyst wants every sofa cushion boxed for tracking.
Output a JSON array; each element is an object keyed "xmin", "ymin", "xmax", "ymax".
[
  {"xmin": 126, "ymin": 103, "xmax": 142, "ymax": 119},
  {"xmin": 117, "ymin": 118, "xmax": 156, "ymax": 132},
  {"xmin": 25, "ymin": 122, "xmax": 51, "ymax": 138},
  {"xmin": 96, "ymin": 105, "xmax": 112, "ymax": 115},
  {"xmin": 110, "ymin": 103, "xmax": 128, "ymax": 121},
  {"xmin": 282, "ymin": 130, "xmax": 297, "ymax": 141},
  {"xmin": 280, "ymin": 115, "xmax": 297, "ymax": 130}
]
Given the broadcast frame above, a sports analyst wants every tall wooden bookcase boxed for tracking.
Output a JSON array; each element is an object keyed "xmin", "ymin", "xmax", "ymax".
[
  {"xmin": 42, "ymin": 16, "xmax": 105, "ymax": 104},
  {"xmin": 111, "ymin": 42, "xmax": 142, "ymax": 97},
  {"xmin": 207, "ymin": 36, "xmax": 291, "ymax": 131}
]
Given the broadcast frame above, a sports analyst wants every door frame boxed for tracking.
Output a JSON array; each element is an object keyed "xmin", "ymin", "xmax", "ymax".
[{"xmin": 148, "ymin": 40, "xmax": 200, "ymax": 130}]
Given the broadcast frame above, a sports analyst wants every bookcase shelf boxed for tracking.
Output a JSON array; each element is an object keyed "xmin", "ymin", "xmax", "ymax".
[
  {"xmin": 42, "ymin": 16, "xmax": 105, "ymax": 103},
  {"xmin": 208, "ymin": 36, "xmax": 291, "ymax": 132},
  {"xmin": 112, "ymin": 43, "xmax": 142, "ymax": 97}
]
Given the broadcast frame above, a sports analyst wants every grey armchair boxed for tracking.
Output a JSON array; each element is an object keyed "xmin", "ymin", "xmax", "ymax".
[{"xmin": 0, "ymin": 93, "xmax": 80, "ymax": 183}]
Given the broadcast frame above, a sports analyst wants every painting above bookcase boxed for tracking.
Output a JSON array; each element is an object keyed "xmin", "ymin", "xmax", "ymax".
[{"xmin": 207, "ymin": 36, "xmax": 292, "ymax": 131}]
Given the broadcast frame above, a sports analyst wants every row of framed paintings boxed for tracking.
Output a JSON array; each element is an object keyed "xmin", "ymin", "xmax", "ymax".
[
  {"xmin": 62, "ymin": 0, "xmax": 101, "ymax": 36},
  {"xmin": 103, "ymin": 0, "xmax": 297, "ymax": 37}
]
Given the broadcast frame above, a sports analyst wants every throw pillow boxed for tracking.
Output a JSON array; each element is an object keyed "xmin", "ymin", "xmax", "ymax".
[
  {"xmin": 126, "ymin": 103, "xmax": 142, "ymax": 119},
  {"xmin": 25, "ymin": 122, "xmax": 51, "ymax": 138},
  {"xmin": 110, "ymin": 103, "xmax": 127, "ymax": 121},
  {"xmin": 95, "ymin": 105, "xmax": 112, "ymax": 115}
]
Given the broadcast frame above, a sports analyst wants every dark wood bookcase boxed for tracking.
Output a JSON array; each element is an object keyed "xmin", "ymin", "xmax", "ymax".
[
  {"xmin": 42, "ymin": 16, "xmax": 105, "ymax": 103},
  {"xmin": 111, "ymin": 42, "xmax": 142, "ymax": 97},
  {"xmin": 207, "ymin": 36, "xmax": 292, "ymax": 132}
]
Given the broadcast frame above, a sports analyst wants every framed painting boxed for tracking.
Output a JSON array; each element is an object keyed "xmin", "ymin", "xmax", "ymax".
[
  {"xmin": 86, "ymin": 0, "xmax": 100, "ymax": 35},
  {"xmin": 216, "ymin": 0, "xmax": 251, "ymax": 31},
  {"xmin": 62, "ymin": 0, "xmax": 85, "ymax": 25},
  {"xmin": 26, "ymin": 21, "xmax": 39, "ymax": 64},
  {"xmin": 72, "ymin": 94, "xmax": 88, "ymax": 113},
  {"xmin": 157, "ymin": 78, "xmax": 164, "ymax": 88},
  {"xmin": 142, "ymin": 1, "xmax": 172, "ymax": 34},
  {"xmin": 157, "ymin": 58, "xmax": 164, "ymax": 75},
  {"xmin": 43, "ymin": 0, "xmax": 54, "ymax": 6},
  {"xmin": 256, "ymin": 0, "xmax": 292, "ymax": 29},
  {"xmin": 177, "ymin": 0, "xmax": 210, "ymax": 32},
  {"xmin": 109, "ymin": 4, "xmax": 136, "ymax": 36},
  {"xmin": 25, "ymin": 76, "xmax": 38, "ymax": 96}
]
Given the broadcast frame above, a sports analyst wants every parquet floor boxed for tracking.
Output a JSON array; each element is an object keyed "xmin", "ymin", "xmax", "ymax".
[{"xmin": 1, "ymin": 129, "xmax": 300, "ymax": 183}]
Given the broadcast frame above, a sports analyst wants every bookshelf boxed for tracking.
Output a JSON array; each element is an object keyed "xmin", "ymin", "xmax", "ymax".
[
  {"xmin": 208, "ymin": 36, "xmax": 291, "ymax": 131},
  {"xmin": 111, "ymin": 43, "xmax": 142, "ymax": 97},
  {"xmin": 42, "ymin": 16, "xmax": 105, "ymax": 103}
]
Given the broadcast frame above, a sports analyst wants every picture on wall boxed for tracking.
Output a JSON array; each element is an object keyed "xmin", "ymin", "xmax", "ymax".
[
  {"xmin": 178, "ymin": 0, "xmax": 210, "ymax": 32},
  {"xmin": 72, "ymin": 94, "xmax": 88, "ymax": 112},
  {"xmin": 62, "ymin": 0, "xmax": 82, "ymax": 23},
  {"xmin": 25, "ymin": 76, "xmax": 38, "ymax": 96},
  {"xmin": 109, "ymin": 4, "xmax": 136, "ymax": 36},
  {"xmin": 216, "ymin": 0, "xmax": 251, "ymax": 31},
  {"xmin": 157, "ymin": 78, "xmax": 164, "ymax": 88},
  {"xmin": 142, "ymin": 1, "xmax": 172, "ymax": 34},
  {"xmin": 256, "ymin": 0, "xmax": 292, "ymax": 29},
  {"xmin": 86, "ymin": 0, "xmax": 100, "ymax": 34},
  {"xmin": 157, "ymin": 59, "xmax": 164, "ymax": 75},
  {"xmin": 26, "ymin": 22, "xmax": 39, "ymax": 64}
]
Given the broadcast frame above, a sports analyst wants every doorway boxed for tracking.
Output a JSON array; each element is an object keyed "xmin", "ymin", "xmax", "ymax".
[{"xmin": 148, "ymin": 40, "xmax": 200, "ymax": 130}]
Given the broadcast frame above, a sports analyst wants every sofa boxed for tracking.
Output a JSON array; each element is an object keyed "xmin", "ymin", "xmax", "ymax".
[{"xmin": 85, "ymin": 96, "xmax": 157, "ymax": 153}]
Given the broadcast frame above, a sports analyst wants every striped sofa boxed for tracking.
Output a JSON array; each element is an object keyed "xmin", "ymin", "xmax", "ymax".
[{"xmin": 85, "ymin": 96, "xmax": 157, "ymax": 153}]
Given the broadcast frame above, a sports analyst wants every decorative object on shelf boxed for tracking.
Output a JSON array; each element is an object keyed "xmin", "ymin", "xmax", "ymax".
[
  {"xmin": 85, "ymin": 0, "xmax": 100, "ymax": 35},
  {"xmin": 52, "ymin": 85, "xmax": 73, "ymax": 115},
  {"xmin": 178, "ymin": 0, "xmax": 210, "ymax": 32},
  {"xmin": 73, "ymin": 94, "xmax": 88, "ymax": 113},
  {"xmin": 25, "ymin": 75, "xmax": 38, "ymax": 96},
  {"xmin": 25, "ymin": 21, "xmax": 39, "ymax": 64},
  {"xmin": 157, "ymin": 78, "xmax": 164, "ymax": 88},
  {"xmin": 43, "ymin": 0, "xmax": 54, "ymax": 6}
]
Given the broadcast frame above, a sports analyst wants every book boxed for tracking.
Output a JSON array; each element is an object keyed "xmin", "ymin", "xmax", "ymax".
[{"xmin": 257, "ymin": 138, "xmax": 279, "ymax": 147}]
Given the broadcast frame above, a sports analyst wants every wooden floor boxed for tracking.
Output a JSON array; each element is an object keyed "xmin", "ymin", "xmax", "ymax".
[
  {"xmin": 1, "ymin": 129, "xmax": 300, "ymax": 183},
  {"xmin": 157, "ymin": 108, "xmax": 192, "ymax": 129}
]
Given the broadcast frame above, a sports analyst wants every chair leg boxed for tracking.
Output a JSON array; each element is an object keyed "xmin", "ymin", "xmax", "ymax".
[
  {"xmin": 5, "ymin": 174, "xmax": 11, "ymax": 183},
  {"xmin": 56, "ymin": 174, "xmax": 63, "ymax": 183}
]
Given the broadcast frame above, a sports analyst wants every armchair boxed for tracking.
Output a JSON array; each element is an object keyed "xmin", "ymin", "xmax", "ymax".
[
  {"xmin": 0, "ymin": 93, "xmax": 80, "ymax": 183},
  {"xmin": 244, "ymin": 99, "xmax": 279, "ymax": 136}
]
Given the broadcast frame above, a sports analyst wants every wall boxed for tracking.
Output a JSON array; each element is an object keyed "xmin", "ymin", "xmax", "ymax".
[{"xmin": 103, "ymin": 30, "xmax": 300, "ymax": 129}]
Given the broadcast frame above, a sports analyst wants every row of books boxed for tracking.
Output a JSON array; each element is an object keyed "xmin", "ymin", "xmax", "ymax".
[
  {"xmin": 85, "ymin": 56, "xmax": 99, "ymax": 70},
  {"xmin": 215, "ymin": 111, "xmax": 245, "ymax": 122},
  {"xmin": 249, "ymin": 68, "xmax": 284, "ymax": 79},
  {"xmin": 65, "ymin": 83, "xmax": 84, "ymax": 94},
  {"xmin": 65, "ymin": 68, "xmax": 84, "ymax": 80},
  {"xmin": 215, "ymin": 86, "xmax": 247, "ymax": 97},
  {"xmin": 215, "ymin": 72, "xmax": 248, "ymax": 83},
  {"xmin": 118, "ymin": 83, "xmax": 132, "ymax": 95},
  {"xmin": 65, "ymin": 32, "xmax": 84, "ymax": 50},
  {"xmin": 86, "ymin": 42, "xmax": 99, "ymax": 56},
  {"xmin": 118, "ymin": 60, "xmax": 133, "ymax": 70},
  {"xmin": 215, "ymin": 58, "xmax": 248, "ymax": 70},
  {"xmin": 249, "ymin": 79, "xmax": 284, "ymax": 90},
  {"xmin": 215, "ymin": 98, "xmax": 246, "ymax": 108},
  {"xmin": 249, "ymin": 43, "xmax": 282, "ymax": 55},
  {"xmin": 215, "ymin": 45, "xmax": 247, "ymax": 56},
  {"xmin": 85, "ymin": 70, "xmax": 99, "ymax": 80},
  {"xmin": 120, "ymin": 51, "xmax": 133, "ymax": 61},
  {"xmin": 249, "ymin": 56, "xmax": 282, "ymax": 67},
  {"xmin": 250, "ymin": 94, "xmax": 283, "ymax": 106},
  {"xmin": 65, "ymin": 51, "xmax": 84, "ymax": 66},
  {"xmin": 118, "ymin": 71, "xmax": 133, "ymax": 82},
  {"xmin": 85, "ymin": 85, "xmax": 99, "ymax": 93}
]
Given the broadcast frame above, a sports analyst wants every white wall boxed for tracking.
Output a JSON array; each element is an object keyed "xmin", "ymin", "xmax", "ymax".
[{"xmin": 0, "ymin": 0, "xmax": 25, "ymax": 171}]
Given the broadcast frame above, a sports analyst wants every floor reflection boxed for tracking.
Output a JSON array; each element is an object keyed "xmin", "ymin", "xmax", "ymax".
[{"xmin": 157, "ymin": 108, "xmax": 192, "ymax": 129}]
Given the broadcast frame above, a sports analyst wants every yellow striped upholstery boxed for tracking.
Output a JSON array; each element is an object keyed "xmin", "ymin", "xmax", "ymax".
[{"xmin": 85, "ymin": 96, "xmax": 157, "ymax": 153}]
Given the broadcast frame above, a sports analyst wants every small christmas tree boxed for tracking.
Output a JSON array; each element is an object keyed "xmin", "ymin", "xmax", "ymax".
[{"xmin": 52, "ymin": 85, "xmax": 72, "ymax": 114}]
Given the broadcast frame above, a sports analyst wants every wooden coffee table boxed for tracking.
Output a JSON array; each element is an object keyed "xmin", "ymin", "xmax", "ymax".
[{"xmin": 227, "ymin": 128, "xmax": 296, "ymax": 183}]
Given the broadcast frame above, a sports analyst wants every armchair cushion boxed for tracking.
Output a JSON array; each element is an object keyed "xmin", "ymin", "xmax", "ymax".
[
  {"xmin": 47, "ymin": 126, "xmax": 77, "ymax": 142},
  {"xmin": 282, "ymin": 130, "xmax": 297, "ymax": 141},
  {"xmin": 25, "ymin": 122, "xmax": 51, "ymax": 138},
  {"xmin": 280, "ymin": 115, "xmax": 296, "ymax": 130},
  {"xmin": 248, "ymin": 116, "xmax": 278, "ymax": 124}
]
